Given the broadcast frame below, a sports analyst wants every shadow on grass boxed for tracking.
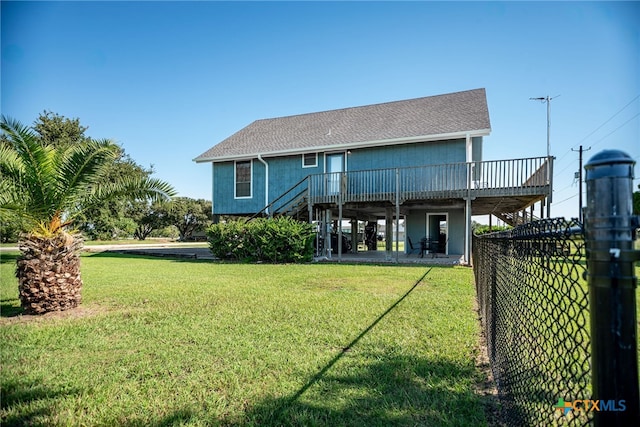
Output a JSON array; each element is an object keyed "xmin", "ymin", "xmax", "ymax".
[
  {"xmin": 85, "ymin": 251, "xmax": 212, "ymax": 264},
  {"xmin": 0, "ymin": 252, "xmax": 20, "ymax": 264},
  {"xmin": 0, "ymin": 378, "xmax": 81, "ymax": 427},
  {"xmin": 232, "ymin": 267, "xmax": 488, "ymax": 425},
  {"xmin": 280, "ymin": 268, "xmax": 433, "ymax": 404},
  {"xmin": 238, "ymin": 355, "xmax": 486, "ymax": 426},
  {"xmin": 1, "ymin": 378, "xmax": 197, "ymax": 426},
  {"xmin": 87, "ymin": 250, "xmax": 456, "ymax": 268},
  {"xmin": 0, "ymin": 301, "xmax": 23, "ymax": 317},
  {"xmin": 118, "ymin": 409, "xmax": 199, "ymax": 427}
]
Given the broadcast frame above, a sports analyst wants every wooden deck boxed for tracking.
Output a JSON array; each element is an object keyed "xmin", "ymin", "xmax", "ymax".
[
  {"xmin": 259, "ymin": 156, "xmax": 552, "ymax": 221},
  {"xmin": 304, "ymin": 156, "xmax": 552, "ymax": 217}
]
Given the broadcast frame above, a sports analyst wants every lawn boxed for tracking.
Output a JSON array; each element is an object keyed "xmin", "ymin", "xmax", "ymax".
[{"xmin": 0, "ymin": 252, "xmax": 488, "ymax": 426}]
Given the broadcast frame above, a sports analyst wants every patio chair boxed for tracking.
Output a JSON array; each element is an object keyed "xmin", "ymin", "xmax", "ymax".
[{"xmin": 406, "ymin": 236, "xmax": 422, "ymax": 256}]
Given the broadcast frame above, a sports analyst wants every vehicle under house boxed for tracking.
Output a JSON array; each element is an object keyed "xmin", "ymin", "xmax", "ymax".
[{"xmin": 194, "ymin": 88, "xmax": 553, "ymax": 264}]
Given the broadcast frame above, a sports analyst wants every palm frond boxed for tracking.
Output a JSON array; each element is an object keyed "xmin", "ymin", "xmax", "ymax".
[
  {"xmin": 2, "ymin": 115, "xmax": 176, "ymax": 234},
  {"xmin": 1, "ymin": 115, "xmax": 60, "ymax": 220},
  {"xmin": 82, "ymin": 176, "xmax": 176, "ymax": 213},
  {"xmin": 0, "ymin": 144, "xmax": 23, "ymax": 210},
  {"xmin": 54, "ymin": 138, "xmax": 120, "ymax": 212}
]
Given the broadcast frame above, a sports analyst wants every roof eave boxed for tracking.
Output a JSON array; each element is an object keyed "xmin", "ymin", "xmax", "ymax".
[{"xmin": 193, "ymin": 129, "xmax": 491, "ymax": 163}]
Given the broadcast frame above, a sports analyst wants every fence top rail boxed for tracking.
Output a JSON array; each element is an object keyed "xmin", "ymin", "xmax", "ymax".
[{"xmin": 474, "ymin": 217, "xmax": 583, "ymax": 240}]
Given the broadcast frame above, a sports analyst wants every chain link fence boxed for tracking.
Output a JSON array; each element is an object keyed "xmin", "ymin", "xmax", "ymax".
[{"xmin": 473, "ymin": 218, "xmax": 592, "ymax": 426}]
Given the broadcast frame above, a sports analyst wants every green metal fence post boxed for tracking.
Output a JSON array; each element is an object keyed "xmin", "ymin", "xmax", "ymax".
[{"xmin": 584, "ymin": 149, "xmax": 640, "ymax": 426}]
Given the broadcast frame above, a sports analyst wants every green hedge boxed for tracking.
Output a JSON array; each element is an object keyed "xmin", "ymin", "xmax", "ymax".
[
  {"xmin": 206, "ymin": 217, "xmax": 315, "ymax": 263},
  {"xmin": 473, "ymin": 224, "xmax": 512, "ymax": 235}
]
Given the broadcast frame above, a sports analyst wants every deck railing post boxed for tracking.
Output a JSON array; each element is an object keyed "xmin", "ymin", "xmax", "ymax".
[
  {"xmin": 547, "ymin": 155, "xmax": 553, "ymax": 217},
  {"xmin": 306, "ymin": 176, "xmax": 312, "ymax": 223},
  {"xmin": 395, "ymin": 168, "xmax": 400, "ymax": 263},
  {"xmin": 585, "ymin": 149, "xmax": 639, "ymax": 426},
  {"xmin": 464, "ymin": 161, "xmax": 473, "ymax": 264}
]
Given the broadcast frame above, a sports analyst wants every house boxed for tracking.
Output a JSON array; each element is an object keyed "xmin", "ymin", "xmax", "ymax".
[{"xmin": 194, "ymin": 88, "xmax": 553, "ymax": 264}]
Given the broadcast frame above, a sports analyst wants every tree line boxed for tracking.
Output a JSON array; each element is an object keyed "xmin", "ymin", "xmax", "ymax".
[{"xmin": 1, "ymin": 112, "xmax": 212, "ymax": 243}]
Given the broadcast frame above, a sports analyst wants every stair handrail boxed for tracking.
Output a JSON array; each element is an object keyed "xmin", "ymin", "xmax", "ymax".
[
  {"xmin": 248, "ymin": 175, "xmax": 310, "ymax": 221},
  {"xmin": 275, "ymin": 188, "xmax": 308, "ymax": 216}
]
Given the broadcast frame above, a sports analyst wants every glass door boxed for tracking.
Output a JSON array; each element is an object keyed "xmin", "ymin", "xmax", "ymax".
[{"xmin": 326, "ymin": 153, "xmax": 345, "ymax": 195}]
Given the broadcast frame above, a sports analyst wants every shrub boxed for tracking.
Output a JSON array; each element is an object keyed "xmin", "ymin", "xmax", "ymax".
[
  {"xmin": 206, "ymin": 219, "xmax": 248, "ymax": 260},
  {"xmin": 151, "ymin": 225, "xmax": 180, "ymax": 239},
  {"xmin": 206, "ymin": 217, "xmax": 315, "ymax": 263},
  {"xmin": 473, "ymin": 224, "xmax": 512, "ymax": 235}
]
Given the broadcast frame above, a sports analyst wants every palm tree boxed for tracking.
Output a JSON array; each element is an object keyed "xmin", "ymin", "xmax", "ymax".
[{"xmin": 1, "ymin": 116, "xmax": 176, "ymax": 314}]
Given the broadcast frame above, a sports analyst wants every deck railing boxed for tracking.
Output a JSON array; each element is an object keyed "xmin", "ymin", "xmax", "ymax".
[{"xmin": 309, "ymin": 156, "xmax": 552, "ymax": 204}]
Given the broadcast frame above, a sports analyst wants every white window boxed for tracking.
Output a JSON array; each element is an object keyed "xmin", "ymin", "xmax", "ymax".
[
  {"xmin": 234, "ymin": 160, "xmax": 252, "ymax": 198},
  {"xmin": 302, "ymin": 152, "xmax": 318, "ymax": 168}
]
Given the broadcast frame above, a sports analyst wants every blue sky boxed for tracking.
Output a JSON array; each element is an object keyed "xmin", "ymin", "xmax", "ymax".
[{"xmin": 2, "ymin": 1, "xmax": 638, "ymax": 220}]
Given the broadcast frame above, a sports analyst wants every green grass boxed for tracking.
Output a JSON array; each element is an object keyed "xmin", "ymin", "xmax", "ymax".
[
  {"xmin": 0, "ymin": 253, "xmax": 487, "ymax": 426},
  {"xmin": 1, "ymin": 239, "xmax": 209, "ymax": 248}
]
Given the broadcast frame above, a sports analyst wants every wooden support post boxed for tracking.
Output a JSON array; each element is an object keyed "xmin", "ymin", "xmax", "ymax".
[
  {"xmin": 325, "ymin": 209, "xmax": 332, "ymax": 258},
  {"xmin": 464, "ymin": 197, "xmax": 472, "ymax": 264},
  {"xmin": 385, "ymin": 207, "xmax": 393, "ymax": 261},
  {"xmin": 351, "ymin": 218, "xmax": 358, "ymax": 254}
]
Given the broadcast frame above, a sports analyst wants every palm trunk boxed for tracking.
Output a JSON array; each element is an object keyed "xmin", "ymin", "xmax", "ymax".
[{"xmin": 16, "ymin": 232, "xmax": 83, "ymax": 315}]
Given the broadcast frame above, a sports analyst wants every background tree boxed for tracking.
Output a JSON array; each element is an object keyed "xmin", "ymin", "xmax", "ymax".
[
  {"xmin": 633, "ymin": 184, "xmax": 639, "ymax": 215},
  {"xmin": 9, "ymin": 111, "xmax": 160, "ymax": 241},
  {"xmin": 75, "ymin": 152, "xmax": 157, "ymax": 240},
  {"xmin": 129, "ymin": 200, "xmax": 172, "ymax": 240},
  {"xmin": 166, "ymin": 198, "xmax": 213, "ymax": 241},
  {"xmin": 0, "ymin": 115, "xmax": 175, "ymax": 314},
  {"xmin": 0, "ymin": 211, "xmax": 25, "ymax": 243},
  {"xmin": 33, "ymin": 111, "xmax": 89, "ymax": 147}
]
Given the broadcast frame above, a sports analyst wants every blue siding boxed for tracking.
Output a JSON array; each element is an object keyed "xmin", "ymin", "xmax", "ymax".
[
  {"xmin": 213, "ymin": 154, "xmax": 324, "ymax": 215},
  {"xmin": 266, "ymin": 154, "xmax": 323, "ymax": 202},
  {"xmin": 212, "ymin": 139, "xmax": 469, "ymax": 215},
  {"xmin": 213, "ymin": 160, "xmax": 265, "ymax": 215},
  {"xmin": 348, "ymin": 139, "xmax": 466, "ymax": 171}
]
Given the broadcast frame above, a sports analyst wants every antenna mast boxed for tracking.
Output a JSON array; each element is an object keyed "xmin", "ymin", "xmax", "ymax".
[
  {"xmin": 530, "ymin": 95, "xmax": 559, "ymax": 157},
  {"xmin": 530, "ymin": 94, "xmax": 559, "ymax": 218}
]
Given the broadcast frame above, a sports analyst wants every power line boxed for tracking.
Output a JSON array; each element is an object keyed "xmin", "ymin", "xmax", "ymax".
[
  {"xmin": 554, "ymin": 111, "xmax": 638, "ymax": 183},
  {"xmin": 590, "ymin": 112, "xmax": 640, "ymax": 147},
  {"xmin": 555, "ymin": 181, "xmax": 577, "ymax": 193},
  {"xmin": 554, "ymin": 94, "xmax": 639, "ymax": 164},
  {"xmin": 554, "ymin": 193, "xmax": 578, "ymax": 206},
  {"xmin": 573, "ymin": 94, "xmax": 639, "ymax": 149},
  {"xmin": 554, "ymin": 158, "xmax": 578, "ymax": 177}
]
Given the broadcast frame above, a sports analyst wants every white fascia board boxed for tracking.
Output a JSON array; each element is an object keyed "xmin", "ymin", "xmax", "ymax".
[{"xmin": 193, "ymin": 129, "xmax": 491, "ymax": 163}]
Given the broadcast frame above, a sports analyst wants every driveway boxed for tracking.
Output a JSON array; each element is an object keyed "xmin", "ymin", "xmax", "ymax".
[{"xmin": 1, "ymin": 242, "xmax": 215, "ymax": 260}]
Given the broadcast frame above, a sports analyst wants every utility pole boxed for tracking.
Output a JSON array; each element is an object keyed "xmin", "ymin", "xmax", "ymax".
[{"xmin": 572, "ymin": 145, "xmax": 591, "ymax": 222}]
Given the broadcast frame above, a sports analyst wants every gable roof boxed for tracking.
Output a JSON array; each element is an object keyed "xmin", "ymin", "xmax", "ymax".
[{"xmin": 194, "ymin": 88, "xmax": 490, "ymax": 163}]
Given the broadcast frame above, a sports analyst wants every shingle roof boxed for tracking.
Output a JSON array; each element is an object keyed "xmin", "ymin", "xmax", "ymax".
[{"xmin": 194, "ymin": 88, "xmax": 490, "ymax": 162}]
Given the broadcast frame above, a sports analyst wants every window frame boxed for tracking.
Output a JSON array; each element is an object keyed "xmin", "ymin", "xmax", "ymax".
[
  {"xmin": 302, "ymin": 152, "xmax": 318, "ymax": 168},
  {"xmin": 234, "ymin": 159, "xmax": 253, "ymax": 199}
]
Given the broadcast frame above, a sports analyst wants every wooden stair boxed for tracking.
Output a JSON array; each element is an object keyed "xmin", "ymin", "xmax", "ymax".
[{"xmin": 494, "ymin": 210, "xmax": 540, "ymax": 227}]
